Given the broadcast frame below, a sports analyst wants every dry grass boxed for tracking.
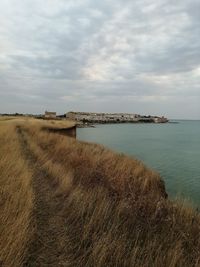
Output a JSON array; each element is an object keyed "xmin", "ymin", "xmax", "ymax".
[
  {"xmin": 0, "ymin": 116, "xmax": 17, "ymax": 121},
  {"xmin": 0, "ymin": 123, "xmax": 34, "ymax": 267},
  {"xmin": 0, "ymin": 119, "xmax": 200, "ymax": 266},
  {"xmin": 26, "ymin": 117, "xmax": 75, "ymax": 128}
]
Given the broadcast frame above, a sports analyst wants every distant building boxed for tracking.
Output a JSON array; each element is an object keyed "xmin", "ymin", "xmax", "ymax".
[
  {"xmin": 154, "ymin": 116, "xmax": 168, "ymax": 123},
  {"xmin": 44, "ymin": 111, "xmax": 56, "ymax": 119},
  {"xmin": 66, "ymin": 111, "xmax": 76, "ymax": 120}
]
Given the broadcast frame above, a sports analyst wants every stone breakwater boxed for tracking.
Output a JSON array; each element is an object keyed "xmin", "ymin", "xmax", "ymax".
[{"xmin": 66, "ymin": 112, "xmax": 168, "ymax": 124}]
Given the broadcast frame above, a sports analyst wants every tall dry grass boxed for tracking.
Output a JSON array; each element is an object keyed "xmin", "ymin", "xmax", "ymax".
[
  {"xmin": 22, "ymin": 121, "xmax": 200, "ymax": 266},
  {"xmin": 0, "ymin": 119, "xmax": 200, "ymax": 266},
  {"xmin": 0, "ymin": 123, "xmax": 34, "ymax": 267},
  {"xmin": 0, "ymin": 116, "xmax": 16, "ymax": 121}
]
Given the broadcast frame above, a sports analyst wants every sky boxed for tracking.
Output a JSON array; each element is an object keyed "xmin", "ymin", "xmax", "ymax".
[{"xmin": 0, "ymin": 0, "xmax": 200, "ymax": 119}]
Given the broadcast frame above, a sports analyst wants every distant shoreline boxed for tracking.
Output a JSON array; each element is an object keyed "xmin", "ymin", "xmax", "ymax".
[
  {"xmin": 77, "ymin": 120, "xmax": 173, "ymax": 128},
  {"xmin": 67, "ymin": 111, "xmax": 169, "ymax": 124}
]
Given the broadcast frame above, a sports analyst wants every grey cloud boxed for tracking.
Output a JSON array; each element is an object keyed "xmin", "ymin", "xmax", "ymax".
[
  {"xmin": 0, "ymin": 0, "xmax": 200, "ymax": 118},
  {"xmin": 9, "ymin": 54, "xmax": 84, "ymax": 79}
]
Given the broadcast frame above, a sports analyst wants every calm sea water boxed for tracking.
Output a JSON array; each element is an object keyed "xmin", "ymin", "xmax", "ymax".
[{"xmin": 77, "ymin": 121, "xmax": 200, "ymax": 206}]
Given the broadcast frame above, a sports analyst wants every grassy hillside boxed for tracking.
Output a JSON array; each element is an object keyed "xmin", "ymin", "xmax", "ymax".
[{"xmin": 0, "ymin": 118, "xmax": 200, "ymax": 266}]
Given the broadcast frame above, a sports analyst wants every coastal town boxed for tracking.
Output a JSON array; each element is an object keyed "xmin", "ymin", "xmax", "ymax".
[{"xmin": 65, "ymin": 111, "xmax": 169, "ymax": 124}]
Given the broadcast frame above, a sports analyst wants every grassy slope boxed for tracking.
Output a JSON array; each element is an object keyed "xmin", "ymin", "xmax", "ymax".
[{"xmin": 0, "ymin": 118, "xmax": 200, "ymax": 266}]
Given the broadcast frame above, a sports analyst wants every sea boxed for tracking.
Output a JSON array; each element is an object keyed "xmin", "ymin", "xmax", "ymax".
[{"xmin": 77, "ymin": 120, "xmax": 200, "ymax": 207}]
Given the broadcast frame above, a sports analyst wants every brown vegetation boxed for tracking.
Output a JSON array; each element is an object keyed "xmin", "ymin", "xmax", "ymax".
[
  {"xmin": 0, "ymin": 118, "xmax": 200, "ymax": 267},
  {"xmin": 0, "ymin": 123, "xmax": 34, "ymax": 267}
]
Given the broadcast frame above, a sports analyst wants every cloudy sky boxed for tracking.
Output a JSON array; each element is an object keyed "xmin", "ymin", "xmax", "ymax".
[{"xmin": 0, "ymin": 0, "xmax": 200, "ymax": 119}]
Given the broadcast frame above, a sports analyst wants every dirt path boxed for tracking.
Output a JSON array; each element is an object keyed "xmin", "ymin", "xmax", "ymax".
[{"xmin": 17, "ymin": 126, "xmax": 70, "ymax": 267}]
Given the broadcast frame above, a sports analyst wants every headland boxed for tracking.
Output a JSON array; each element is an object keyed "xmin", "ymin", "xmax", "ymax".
[{"xmin": 66, "ymin": 111, "xmax": 168, "ymax": 124}]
